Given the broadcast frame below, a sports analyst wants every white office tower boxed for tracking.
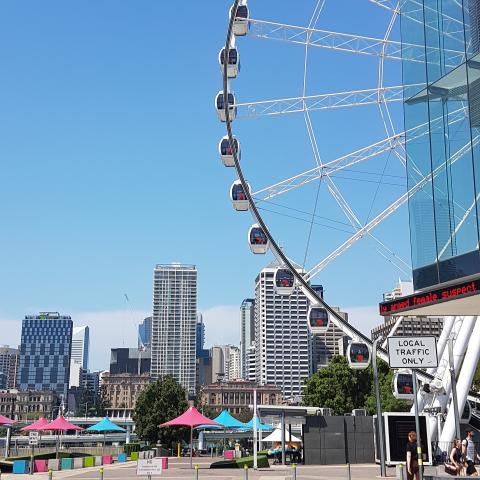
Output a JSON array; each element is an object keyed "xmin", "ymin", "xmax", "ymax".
[
  {"xmin": 69, "ymin": 326, "xmax": 90, "ymax": 388},
  {"xmin": 255, "ymin": 260, "xmax": 310, "ymax": 400},
  {"xmin": 228, "ymin": 346, "xmax": 241, "ymax": 380},
  {"xmin": 151, "ymin": 263, "xmax": 197, "ymax": 396},
  {"xmin": 382, "ymin": 280, "xmax": 414, "ymax": 302},
  {"xmin": 71, "ymin": 326, "xmax": 90, "ymax": 369},
  {"xmin": 246, "ymin": 345, "xmax": 256, "ymax": 382},
  {"xmin": 240, "ymin": 299, "xmax": 255, "ymax": 379},
  {"xmin": 211, "ymin": 346, "xmax": 225, "ymax": 383}
]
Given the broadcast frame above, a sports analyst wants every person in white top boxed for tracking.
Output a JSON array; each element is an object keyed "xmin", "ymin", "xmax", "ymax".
[{"xmin": 462, "ymin": 430, "xmax": 480, "ymax": 476}]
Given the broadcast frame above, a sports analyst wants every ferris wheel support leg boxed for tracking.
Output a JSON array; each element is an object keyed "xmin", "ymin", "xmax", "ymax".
[
  {"xmin": 427, "ymin": 317, "xmax": 475, "ymax": 442},
  {"xmin": 414, "ymin": 317, "xmax": 461, "ymax": 414},
  {"xmin": 440, "ymin": 317, "xmax": 480, "ymax": 444}
]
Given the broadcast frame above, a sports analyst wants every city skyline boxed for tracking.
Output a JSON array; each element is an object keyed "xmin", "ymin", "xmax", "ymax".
[{"xmin": 0, "ymin": 2, "xmax": 409, "ymax": 370}]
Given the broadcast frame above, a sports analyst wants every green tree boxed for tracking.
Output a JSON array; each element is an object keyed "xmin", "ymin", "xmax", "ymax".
[
  {"xmin": 133, "ymin": 376, "xmax": 189, "ymax": 446},
  {"xmin": 303, "ymin": 356, "xmax": 372, "ymax": 414},
  {"xmin": 364, "ymin": 359, "xmax": 410, "ymax": 414}
]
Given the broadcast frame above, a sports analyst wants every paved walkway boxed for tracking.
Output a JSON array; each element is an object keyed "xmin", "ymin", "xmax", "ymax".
[{"xmin": 0, "ymin": 458, "xmax": 402, "ymax": 480}]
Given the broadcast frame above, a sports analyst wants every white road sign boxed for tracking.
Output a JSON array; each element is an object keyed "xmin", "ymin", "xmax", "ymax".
[
  {"xmin": 387, "ymin": 336, "xmax": 438, "ymax": 369},
  {"xmin": 29, "ymin": 432, "xmax": 39, "ymax": 446},
  {"xmin": 136, "ymin": 458, "xmax": 163, "ymax": 476}
]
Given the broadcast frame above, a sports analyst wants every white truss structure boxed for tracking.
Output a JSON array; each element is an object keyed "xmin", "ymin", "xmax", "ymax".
[{"xmin": 235, "ymin": 85, "xmax": 406, "ymax": 117}]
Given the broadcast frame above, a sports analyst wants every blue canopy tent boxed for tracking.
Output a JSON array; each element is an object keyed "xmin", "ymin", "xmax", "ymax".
[
  {"xmin": 196, "ymin": 410, "xmax": 246, "ymax": 451},
  {"xmin": 86, "ymin": 417, "xmax": 126, "ymax": 453},
  {"xmin": 243, "ymin": 417, "xmax": 273, "ymax": 431}
]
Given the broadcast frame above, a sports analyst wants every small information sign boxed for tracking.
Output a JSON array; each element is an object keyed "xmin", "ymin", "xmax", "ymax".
[
  {"xmin": 136, "ymin": 458, "xmax": 163, "ymax": 477},
  {"xmin": 387, "ymin": 336, "xmax": 438, "ymax": 369},
  {"xmin": 29, "ymin": 432, "xmax": 39, "ymax": 446}
]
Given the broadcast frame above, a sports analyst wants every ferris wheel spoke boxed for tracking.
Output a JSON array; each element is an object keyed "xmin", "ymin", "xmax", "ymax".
[
  {"xmin": 368, "ymin": 0, "xmax": 399, "ymax": 11},
  {"xmin": 305, "ymin": 135, "xmax": 479, "ymax": 280},
  {"xmin": 236, "ymin": 85, "xmax": 407, "ymax": 117},
  {"xmin": 248, "ymin": 18, "xmax": 423, "ymax": 61},
  {"xmin": 252, "ymin": 134, "xmax": 405, "ymax": 200}
]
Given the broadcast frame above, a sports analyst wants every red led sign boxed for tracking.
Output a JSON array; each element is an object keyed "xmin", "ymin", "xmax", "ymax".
[{"xmin": 379, "ymin": 279, "xmax": 480, "ymax": 315}]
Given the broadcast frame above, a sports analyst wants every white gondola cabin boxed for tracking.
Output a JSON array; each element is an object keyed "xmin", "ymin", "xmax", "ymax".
[
  {"xmin": 230, "ymin": 3, "xmax": 249, "ymax": 36},
  {"xmin": 215, "ymin": 91, "xmax": 236, "ymax": 122},
  {"xmin": 461, "ymin": 401, "xmax": 472, "ymax": 424},
  {"xmin": 219, "ymin": 135, "xmax": 240, "ymax": 167},
  {"xmin": 308, "ymin": 307, "xmax": 329, "ymax": 334},
  {"xmin": 347, "ymin": 342, "xmax": 371, "ymax": 369},
  {"xmin": 248, "ymin": 224, "xmax": 269, "ymax": 254},
  {"xmin": 393, "ymin": 370, "xmax": 414, "ymax": 400},
  {"xmin": 230, "ymin": 180, "xmax": 250, "ymax": 211},
  {"xmin": 274, "ymin": 268, "xmax": 295, "ymax": 295},
  {"xmin": 219, "ymin": 47, "xmax": 240, "ymax": 79}
]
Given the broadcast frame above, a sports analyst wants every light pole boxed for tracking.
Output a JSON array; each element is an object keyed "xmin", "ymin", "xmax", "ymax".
[{"xmin": 372, "ymin": 338, "xmax": 386, "ymax": 478}]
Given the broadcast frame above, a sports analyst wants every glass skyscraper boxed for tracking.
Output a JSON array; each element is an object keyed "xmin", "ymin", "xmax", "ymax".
[
  {"xmin": 401, "ymin": 0, "xmax": 480, "ymax": 289},
  {"xmin": 19, "ymin": 312, "xmax": 73, "ymax": 398}
]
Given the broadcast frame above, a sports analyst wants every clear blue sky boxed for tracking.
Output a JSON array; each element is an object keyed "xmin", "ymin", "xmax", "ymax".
[{"xmin": 0, "ymin": 1, "xmax": 411, "ymax": 369}]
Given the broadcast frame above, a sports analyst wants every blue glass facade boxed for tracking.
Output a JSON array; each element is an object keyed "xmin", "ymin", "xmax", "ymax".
[
  {"xmin": 19, "ymin": 313, "xmax": 73, "ymax": 398},
  {"xmin": 138, "ymin": 316, "xmax": 152, "ymax": 349},
  {"xmin": 402, "ymin": 0, "xmax": 480, "ymax": 289}
]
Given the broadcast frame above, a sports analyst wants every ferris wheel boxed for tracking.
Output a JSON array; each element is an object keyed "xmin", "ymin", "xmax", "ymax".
[
  {"xmin": 216, "ymin": 0, "xmax": 412, "ymax": 359},
  {"xmin": 217, "ymin": 0, "xmax": 480, "ymax": 422}
]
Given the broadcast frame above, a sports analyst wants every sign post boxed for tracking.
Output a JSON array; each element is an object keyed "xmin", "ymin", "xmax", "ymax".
[
  {"xmin": 29, "ymin": 432, "xmax": 39, "ymax": 475},
  {"xmin": 387, "ymin": 336, "xmax": 439, "ymax": 480}
]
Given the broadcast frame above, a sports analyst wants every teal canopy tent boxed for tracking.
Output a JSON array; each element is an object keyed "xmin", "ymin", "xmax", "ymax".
[
  {"xmin": 86, "ymin": 417, "xmax": 126, "ymax": 453},
  {"xmin": 243, "ymin": 417, "xmax": 273, "ymax": 431}
]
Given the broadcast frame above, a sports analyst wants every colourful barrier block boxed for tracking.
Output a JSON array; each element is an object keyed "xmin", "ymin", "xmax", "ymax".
[
  {"xmin": 73, "ymin": 458, "xmax": 84, "ymax": 469},
  {"xmin": 161, "ymin": 457, "xmax": 168, "ymax": 470},
  {"xmin": 47, "ymin": 459, "xmax": 61, "ymax": 471},
  {"xmin": 102, "ymin": 455, "xmax": 113, "ymax": 465},
  {"xmin": 84, "ymin": 457, "xmax": 95, "ymax": 468},
  {"xmin": 224, "ymin": 450, "xmax": 235, "ymax": 460},
  {"xmin": 130, "ymin": 452, "xmax": 139, "ymax": 461},
  {"xmin": 94, "ymin": 456, "xmax": 102, "ymax": 466},
  {"xmin": 13, "ymin": 460, "xmax": 29, "ymax": 474},
  {"xmin": 117, "ymin": 453, "xmax": 127, "ymax": 463},
  {"xmin": 34, "ymin": 460, "xmax": 48, "ymax": 473},
  {"xmin": 61, "ymin": 458, "xmax": 73, "ymax": 470}
]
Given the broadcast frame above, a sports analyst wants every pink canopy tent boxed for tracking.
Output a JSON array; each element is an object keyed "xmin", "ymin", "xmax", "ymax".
[
  {"xmin": 21, "ymin": 417, "xmax": 50, "ymax": 431},
  {"xmin": 44, "ymin": 416, "xmax": 83, "ymax": 431},
  {"xmin": 160, "ymin": 407, "xmax": 221, "ymax": 467},
  {"xmin": 0, "ymin": 415, "xmax": 15, "ymax": 425},
  {"xmin": 44, "ymin": 416, "xmax": 83, "ymax": 458}
]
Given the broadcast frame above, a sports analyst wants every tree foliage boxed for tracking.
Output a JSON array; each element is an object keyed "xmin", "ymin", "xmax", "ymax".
[
  {"xmin": 473, "ymin": 360, "xmax": 480, "ymax": 392},
  {"xmin": 133, "ymin": 376, "xmax": 189, "ymax": 446},
  {"xmin": 303, "ymin": 355, "xmax": 410, "ymax": 415},
  {"xmin": 303, "ymin": 356, "xmax": 371, "ymax": 414}
]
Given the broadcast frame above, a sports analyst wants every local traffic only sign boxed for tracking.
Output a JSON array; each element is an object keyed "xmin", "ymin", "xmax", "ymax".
[
  {"xmin": 136, "ymin": 458, "xmax": 163, "ymax": 477},
  {"xmin": 387, "ymin": 336, "xmax": 438, "ymax": 368}
]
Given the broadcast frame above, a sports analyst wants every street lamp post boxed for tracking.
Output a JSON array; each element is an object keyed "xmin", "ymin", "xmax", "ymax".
[{"xmin": 372, "ymin": 338, "xmax": 386, "ymax": 478}]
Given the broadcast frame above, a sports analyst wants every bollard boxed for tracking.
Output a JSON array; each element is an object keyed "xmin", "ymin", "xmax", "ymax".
[
  {"xmin": 292, "ymin": 464, "xmax": 297, "ymax": 480},
  {"xmin": 48, "ymin": 469, "xmax": 53, "ymax": 480},
  {"xmin": 244, "ymin": 464, "xmax": 249, "ymax": 480},
  {"xmin": 194, "ymin": 464, "xmax": 199, "ymax": 480},
  {"xmin": 346, "ymin": 463, "xmax": 351, "ymax": 480},
  {"xmin": 99, "ymin": 467, "xmax": 104, "ymax": 480},
  {"xmin": 398, "ymin": 463, "xmax": 404, "ymax": 480}
]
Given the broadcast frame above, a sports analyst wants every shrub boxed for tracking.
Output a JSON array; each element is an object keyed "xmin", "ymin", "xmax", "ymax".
[{"xmin": 210, "ymin": 455, "xmax": 269, "ymax": 469}]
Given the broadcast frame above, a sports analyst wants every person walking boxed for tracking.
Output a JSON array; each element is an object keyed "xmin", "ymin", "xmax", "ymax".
[
  {"xmin": 406, "ymin": 431, "xmax": 420, "ymax": 480},
  {"xmin": 462, "ymin": 430, "xmax": 480, "ymax": 476},
  {"xmin": 445, "ymin": 438, "xmax": 463, "ymax": 476}
]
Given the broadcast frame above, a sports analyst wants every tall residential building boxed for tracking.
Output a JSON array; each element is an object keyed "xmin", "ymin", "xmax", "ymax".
[
  {"xmin": 151, "ymin": 263, "xmax": 197, "ymax": 396},
  {"xmin": 138, "ymin": 317, "xmax": 152, "ymax": 349},
  {"xmin": 255, "ymin": 260, "xmax": 310, "ymax": 400},
  {"xmin": 0, "ymin": 346, "xmax": 19, "ymax": 389},
  {"xmin": 228, "ymin": 346, "xmax": 241, "ymax": 380},
  {"xmin": 246, "ymin": 345, "xmax": 256, "ymax": 382},
  {"xmin": 311, "ymin": 306, "xmax": 349, "ymax": 370},
  {"xmin": 240, "ymin": 299, "xmax": 255, "ymax": 379},
  {"xmin": 19, "ymin": 312, "xmax": 73, "ymax": 398}
]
